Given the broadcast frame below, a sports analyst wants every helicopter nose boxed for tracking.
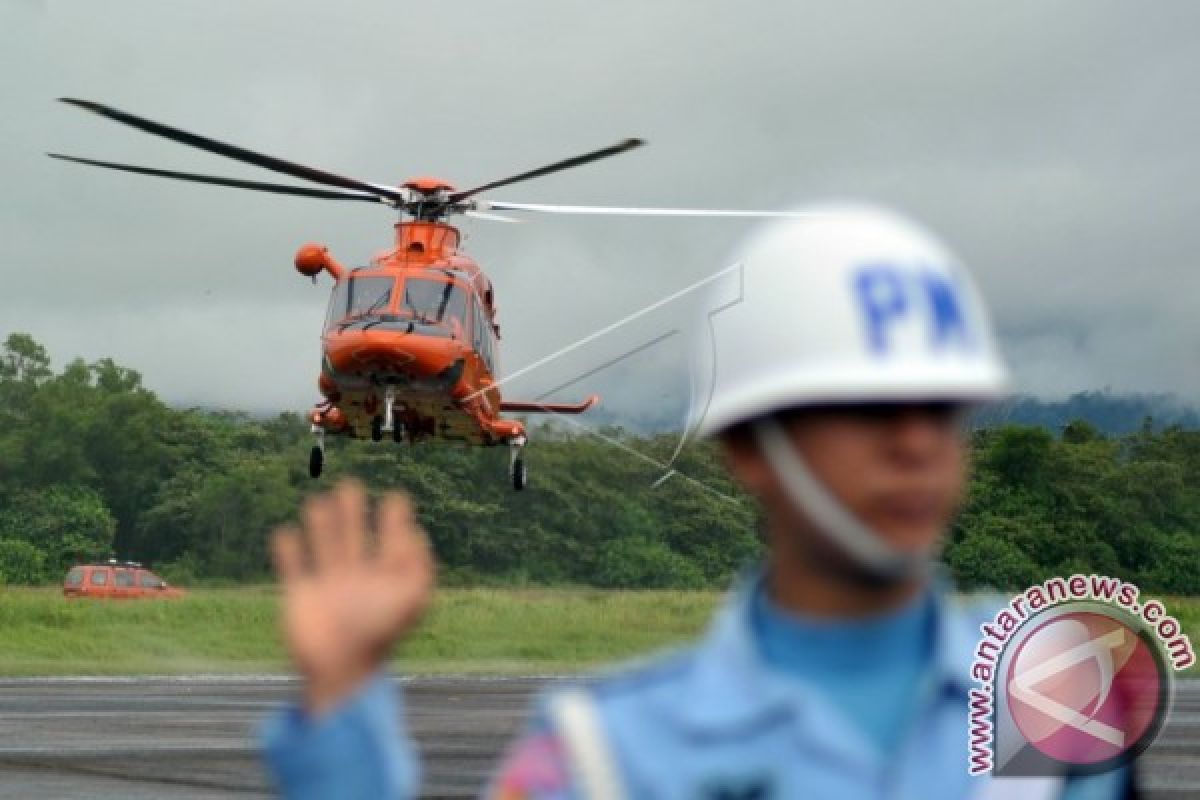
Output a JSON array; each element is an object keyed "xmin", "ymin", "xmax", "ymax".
[{"xmin": 325, "ymin": 330, "xmax": 467, "ymax": 384}]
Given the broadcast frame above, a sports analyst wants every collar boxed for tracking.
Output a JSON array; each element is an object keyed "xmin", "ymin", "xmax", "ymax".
[{"xmin": 671, "ymin": 563, "xmax": 979, "ymax": 732}]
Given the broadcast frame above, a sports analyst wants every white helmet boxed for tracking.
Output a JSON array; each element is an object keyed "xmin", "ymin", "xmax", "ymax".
[{"xmin": 689, "ymin": 204, "xmax": 1009, "ymax": 578}]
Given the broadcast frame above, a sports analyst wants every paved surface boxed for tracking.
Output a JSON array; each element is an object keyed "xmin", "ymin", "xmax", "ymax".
[{"xmin": 0, "ymin": 677, "xmax": 1196, "ymax": 798}]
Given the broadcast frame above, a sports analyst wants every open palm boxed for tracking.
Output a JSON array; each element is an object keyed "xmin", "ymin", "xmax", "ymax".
[{"xmin": 271, "ymin": 479, "xmax": 434, "ymax": 715}]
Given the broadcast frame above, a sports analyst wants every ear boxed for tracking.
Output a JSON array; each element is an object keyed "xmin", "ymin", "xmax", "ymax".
[{"xmin": 718, "ymin": 425, "xmax": 775, "ymax": 497}]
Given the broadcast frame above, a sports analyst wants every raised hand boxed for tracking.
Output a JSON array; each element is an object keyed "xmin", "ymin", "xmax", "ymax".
[{"xmin": 270, "ymin": 479, "xmax": 435, "ymax": 715}]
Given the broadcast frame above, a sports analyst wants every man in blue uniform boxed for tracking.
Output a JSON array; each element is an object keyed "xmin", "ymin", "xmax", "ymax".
[{"xmin": 260, "ymin": 206, "xmax": 1135, "ymax": 798}]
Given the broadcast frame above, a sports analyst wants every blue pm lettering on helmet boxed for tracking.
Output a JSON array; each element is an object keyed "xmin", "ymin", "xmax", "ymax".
[
  {"xmin": 920, "ymin": 270, "xmax": 973, "ymax": 351},
  {"xmin": 852, "ymin": 264, "xmax": 974, "ymax": 355},
  {"xmin": 853, "ymin": 266, "xmax": 908, "ymax": 353}
]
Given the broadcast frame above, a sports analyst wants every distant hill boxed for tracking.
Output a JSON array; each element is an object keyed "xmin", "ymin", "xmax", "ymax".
[
  {"xmin": 576, "ymin": 390, "xmax": 1200, "ymax": 436},
  {"xmin": 971, "ymin": 391, "xmax": 1200, "ymax": 435}
]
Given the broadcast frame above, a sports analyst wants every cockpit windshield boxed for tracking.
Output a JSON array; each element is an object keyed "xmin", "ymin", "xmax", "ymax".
[
  {"xmin": 324, "ymin": 276, "xmax": 395, "ymax": 331},
  {"xmin": 400, "ymin": 278, "xmax": 467, "ymax": 326},
  {"xmin": 347, "ymin": 276, "xmax": 395, "ymax": 316},
  {"xmin": 324, "ymin": 275, "xmax": 468, "ymax": 338}
]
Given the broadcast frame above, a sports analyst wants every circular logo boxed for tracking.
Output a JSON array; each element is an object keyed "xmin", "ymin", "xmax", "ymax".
[{"xmin": 1005, "ymin": 609, "xmax": 1169, "ymax": 767}]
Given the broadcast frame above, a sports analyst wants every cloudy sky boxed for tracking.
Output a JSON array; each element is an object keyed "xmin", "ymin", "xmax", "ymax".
[{"xmin": 4, "ymin": 1, "xmax": 1199, "ymax": 427}]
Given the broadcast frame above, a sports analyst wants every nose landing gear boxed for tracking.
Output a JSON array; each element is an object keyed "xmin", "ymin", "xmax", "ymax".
[{"xmin": 371, "ymin": 386, "xmax": 401, "ymax": 443}]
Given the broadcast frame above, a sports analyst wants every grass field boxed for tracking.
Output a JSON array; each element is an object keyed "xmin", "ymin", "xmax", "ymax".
[
  {"xmin": 0, "ymin": 587, "xmax": 720, "ymax": 676},
  {"xmin": 0, "ymin": 587, "xmax": 1195, "ymax": 676}
]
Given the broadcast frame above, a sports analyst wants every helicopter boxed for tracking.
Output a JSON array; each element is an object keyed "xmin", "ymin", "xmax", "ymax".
[{"xmin": 49, "ymin": 98, "xmax": 810, "ymax": 490}]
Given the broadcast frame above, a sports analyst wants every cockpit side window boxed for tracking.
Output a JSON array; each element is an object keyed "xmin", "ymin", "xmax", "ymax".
[
  {"xmin": 324, "ymin": 281, "xmax": 350, "ymax": 331},
  {"xmin": 472, "ymin": 297, "xmax": 495, "ymax": 374}
]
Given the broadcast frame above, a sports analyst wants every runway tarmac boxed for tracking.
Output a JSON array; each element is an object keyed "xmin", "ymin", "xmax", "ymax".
[{"xmin": 0, "ymin": 677, "xmax": 1196, "ymax": 798}]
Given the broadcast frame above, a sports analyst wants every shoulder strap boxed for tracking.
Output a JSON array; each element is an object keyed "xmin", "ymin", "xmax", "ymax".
[{"xmin": 547, "ymin": 688, "xmax": 627, "ymax": 800}]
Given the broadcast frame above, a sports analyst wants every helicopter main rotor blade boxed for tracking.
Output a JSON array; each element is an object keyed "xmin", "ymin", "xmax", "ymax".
[
  {"xmin": 484, "ymin": 201, "xmax": 824, "ymax": 218},
  {"xmin": 48, "ymin": 154, "xmax": 390, "ymax": 204},
  {"xmin": 57, "ymin": 98, "xmax": 408, "ymax": 204},
  {"xmin": 464, "ymin": 209, "xmax": 522, "ymax": 223},
  {"xmin": 448, "ymin": 138, "xmax": 644, "ymax": 203}
]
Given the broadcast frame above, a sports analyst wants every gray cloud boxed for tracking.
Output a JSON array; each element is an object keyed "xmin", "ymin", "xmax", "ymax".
[{"xmin": 4, "ymin": 1, "xmax": 1199, "ymax": 419}]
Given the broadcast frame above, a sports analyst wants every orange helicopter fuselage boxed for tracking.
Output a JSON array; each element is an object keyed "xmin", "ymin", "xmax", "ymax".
[{"xmin": 300, "ymin": 218, "xmax": 523, "ymax": 445}]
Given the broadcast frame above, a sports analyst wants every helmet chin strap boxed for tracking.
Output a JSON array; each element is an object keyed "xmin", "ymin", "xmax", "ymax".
[{"xmin": 751, "ymin": 416, "xmax": 931, "ymax": 581}]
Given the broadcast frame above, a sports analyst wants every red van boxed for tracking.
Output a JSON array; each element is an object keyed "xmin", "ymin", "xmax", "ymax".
[{"xmin": 63, "ymin": 561, "xmax": 184, "ymax": 599}]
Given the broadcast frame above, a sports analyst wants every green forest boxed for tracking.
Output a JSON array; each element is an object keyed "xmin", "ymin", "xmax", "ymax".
[{"xmin": 0, "ymin": 332, "xmax": 1197, "ymax": 594}]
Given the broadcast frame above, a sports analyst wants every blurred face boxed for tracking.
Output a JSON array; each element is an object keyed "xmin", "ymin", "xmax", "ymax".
[{"xmin": 721, "ymin": 403, "xmax": 969, "ymax": 567}]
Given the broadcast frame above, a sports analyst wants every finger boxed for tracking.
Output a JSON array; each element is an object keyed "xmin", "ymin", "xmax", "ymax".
[
  {"xmin": 271, "ymin": 525, "xmax": 305, "ymax": 583},
  {"xmin": 380, "ymin": 493, "xmax": 435, "ymax": 622},
  {"xmin": 303, "ymin": 490, "xmax": 344, "ymax": 572},
  {"xmin": 377, "ymin": 492, "xmax": 427, "ymax": 571},
  {"xmin": 332, "ymin": 478, "xmax": 369, "ymax": 564}
]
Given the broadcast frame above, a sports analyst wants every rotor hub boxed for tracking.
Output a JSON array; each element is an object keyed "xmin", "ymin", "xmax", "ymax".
[{"xmin": 401, "ymin": 176, "xmax": 457, "ymax": 194}]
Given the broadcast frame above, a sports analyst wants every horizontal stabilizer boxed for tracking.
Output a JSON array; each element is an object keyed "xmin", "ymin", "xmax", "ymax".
[{"xmin": 500, "ymin": 394, "xmax": 599, "ymax": 414}]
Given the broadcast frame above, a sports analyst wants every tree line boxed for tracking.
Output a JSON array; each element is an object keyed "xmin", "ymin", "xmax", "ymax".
[{"xmin": 0, "ymin": 333, "xmax": 1196, "ymax": 594}]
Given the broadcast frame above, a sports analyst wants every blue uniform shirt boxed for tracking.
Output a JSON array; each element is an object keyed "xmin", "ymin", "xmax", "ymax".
[
  {"xmin": 261, "ymin": 568, "xmax": 1132, "ymax": 799},
  {"xmin": 260, "ymin": 670, "xmax": 418, "ymax": 799},
  {"xmin": 750, "ymin": 578, "xmax": 934, "ymax": 755}
]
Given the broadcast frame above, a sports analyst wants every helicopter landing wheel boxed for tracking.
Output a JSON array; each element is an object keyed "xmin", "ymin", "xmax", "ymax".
[
  {"xmin": 507, "ymin": 434, "xmax": 527, "ymax": 491},
  {"xmin": 370, "ymin": 416, "xmax": 384, "ymax": 442},
  {"xmin": 308, "ymin": 424, "xmax": 325, "ymax": 479}
]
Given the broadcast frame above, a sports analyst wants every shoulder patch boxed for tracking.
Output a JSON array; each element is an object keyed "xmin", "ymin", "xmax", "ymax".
[{"xmin": 493, "ymin": 732, "xmax": 571, "ymax": 798}]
